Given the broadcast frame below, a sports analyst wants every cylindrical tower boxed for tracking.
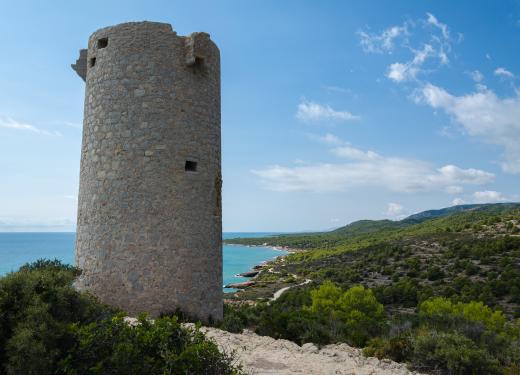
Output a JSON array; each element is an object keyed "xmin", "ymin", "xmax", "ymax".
[{"xmin": 71, "ymin": 21, "xmax": 222, "ymax": 321}]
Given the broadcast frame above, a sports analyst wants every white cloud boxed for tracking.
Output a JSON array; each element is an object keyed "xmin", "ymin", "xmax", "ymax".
[
  {"xmin": 417, "ymin": 83, "xmax": 520, "ymax": 173},
  {"xmin": 472, "ymin": 190, "xmax": 507, "ymax": 203},
  {"xmin": 469, "ymin": 70, "xmax": 484, "ymax": 82},
  {"xmin": 0, "ymin": 117, "xmax": 62, "ymax": 136},
  {"xmin": 445, "ymin": 185, "xmax": 464, "ymax": 194},
  {"xmin": 386, "ymin": 202, "xmax": 405, "ymax": 216},
  {"xmin": 452, "ymin": 198, "xmax": 466, "ymax": 206},
  {"xmin": 361, "ymin": 13, "xmax": 455, "ymax": 83},
  {"xmin": 387, "ymin": 63, "xmax": 412, "ymax": 83},
  {"xmin": 253, "ymin": 141, "xmax": 494, "ymax": 193},
  {"xmin": 296, "ymin": 100, "xmax": 359, "ymax": 123},
  {"xmin": 451, "ymin": 191, "xmax": 515, "ymax": 206},
  {"xmin": 438, "ymin": 125, "xmax": 458, "ymax": 139},
  {"xmin": 357, "ymin": 25, "xmax": 408, "ymax": 53},
  {"xmin": 317, "ymin": 133, "xmax": 343, "ymax": 145},
  {"xmin": 387, "ymin": 44, "xmax": 436, "ymax": 82},
  {"xmin": 332, "ymin": 145, "xmax": 379, "ymax": 161},
  {"xmin": 426, "ymin": 12, "xmax": 450, "ymax": 39},
  {"xmin": 494, "ymin": 67, "xmax": 514, "ymax": 78}
]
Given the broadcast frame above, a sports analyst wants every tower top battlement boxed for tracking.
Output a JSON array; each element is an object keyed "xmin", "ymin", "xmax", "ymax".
[{"xmin": 72, "ymin": 21, "xmax": 216, "ymax": 82}]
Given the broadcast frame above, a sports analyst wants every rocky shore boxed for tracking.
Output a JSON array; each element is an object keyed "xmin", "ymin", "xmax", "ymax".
[
  {"xmin": 224, "ymin": 280, "xmax": 255, "ymax": 289},
  {"xmin": 224, "ymin": 246, "xmax": 285, "ymax": 289}
]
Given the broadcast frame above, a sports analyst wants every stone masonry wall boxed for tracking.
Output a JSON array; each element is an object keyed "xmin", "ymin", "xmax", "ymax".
[{"xmin": 73, "ymin": 21, "xmax": 222, "ymax": 321}]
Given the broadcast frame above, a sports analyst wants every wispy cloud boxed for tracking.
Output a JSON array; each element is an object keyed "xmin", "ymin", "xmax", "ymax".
[
  {"xmin": 469, "ymin": 70, "xmax": 484, "ymax": 83},
  {"xmin": 445, "ymin": 185, "xmax": 464, "ymax": 194},
  {"xmin": 316, "ymin": 133, "xmax": 344, "ymax": 145},
  {"xmin": 296, "ymin": 100, "xmax": 360, "ymax": 123},
  {"xmin": 426, "ymin": 13, "xmax": 449, "ymax": 39},
  {"xmin": 494, "ymin": 67, "xmax": 514, "ymax": 79},
  {"xmin": 472, "ymin": 190, "xmax": 508, "ymax": 203},
  {"xmin": 387, "ymin": 44, "xmax": 436, "ymax": 82},
  {"xmin": 0, "ymin": 117, "xmax": 62, "ymax": 136},
  {"xmin": 415, "ymin": 83, "xmax": 520, "ymax": 173},
  {"xmin": 331, "ymin": 144, "xmax": 379, "ymax": 161},
  {"xmin": 252, "ymin": 136, "xmax": 494, "ymax": 193},
  {"xmin": 359, "ymin": 13, "xmax": 456, "ymax": 83},
  {"xmin": 452, "ymin": 198, "xmax": 466, "ymax": 206},
  {"xmin": 451, "ymin": 190, "xmax": 511, "ymax": 206},
  {"xmin": 357, "ymin": 25, "xmax": 408, "ymax": 53},
  {"xmin": 386, "ymin": 202, "xmax": 405, "ymax": 219}
]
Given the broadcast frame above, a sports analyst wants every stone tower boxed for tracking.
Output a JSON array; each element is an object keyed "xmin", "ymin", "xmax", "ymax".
[{"xmin": 72, "ymin": 21, "xmax": 222, "ymax": 321}]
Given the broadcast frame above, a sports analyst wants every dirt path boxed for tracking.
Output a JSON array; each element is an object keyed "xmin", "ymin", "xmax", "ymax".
[{"xmin": 271, "ymin": 278, "xmax": 312, "ymax": 301}]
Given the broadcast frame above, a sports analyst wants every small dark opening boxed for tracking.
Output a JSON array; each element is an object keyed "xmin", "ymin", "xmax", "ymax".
[
  {"xmin": 190, "ymin": 56, "xmax": 206, "ymax": 74},
  {"xmin": 97, "ymin": 37, "xmax": 108, "ymax": 49},
  {"xmin": 185, "ymin": 160, "xmax": 198, "ymax": 172},
  {"xmin": 193, "ymin": 56, "xmax": 204, "ymax": 69},
  {"xmin": 89, "ymin": 57, "xmax": 96, "ymax": 67}
]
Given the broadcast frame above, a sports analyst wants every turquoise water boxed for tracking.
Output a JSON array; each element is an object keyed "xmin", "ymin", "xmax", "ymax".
[{"xmin": 0, "ymin": 232, "xmax": 286, "ymax": 291}]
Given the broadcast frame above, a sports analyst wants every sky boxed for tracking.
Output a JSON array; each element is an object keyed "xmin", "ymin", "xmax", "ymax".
[{"xmin": 0, "ymin": 0, "xmax": 519, "ymax": 232}]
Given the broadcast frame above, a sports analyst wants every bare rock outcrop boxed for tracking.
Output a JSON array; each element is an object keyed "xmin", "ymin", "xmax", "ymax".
[{"xmin": 202, "ymin": 327, "xmax": 424, "ymax": 375}]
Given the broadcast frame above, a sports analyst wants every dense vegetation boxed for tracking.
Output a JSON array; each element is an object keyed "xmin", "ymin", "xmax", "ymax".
[
  {"xmin": 223, "ymin": 203, "xmax": 520, "ymax": 374},
  {"xmin": 0, "ymin": 260, "xmax": 242, "ymax": 375}
]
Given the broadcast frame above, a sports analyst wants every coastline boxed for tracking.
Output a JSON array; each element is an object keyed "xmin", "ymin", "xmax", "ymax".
[
  {"xmin": 224, "ymin": 242, "xmax": 303, "ymax": 254},
  {"xmin": 223, "ymin": 242, "xmax": 307, "ymax": 293},
  {"xmin": 222, "ymin": 242, "xmax": 291, "ymax": 291}
]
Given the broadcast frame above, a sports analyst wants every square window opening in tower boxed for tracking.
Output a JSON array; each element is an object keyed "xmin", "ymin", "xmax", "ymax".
[
  {"xmin": 185, "ymin": 160, "xmax": 198, "ymax": 172},
  {"xmin": 89, "ymin": 57, "xmax": 96, "ymax": 67},
  {"xmin": 97, "ymin": 38, "xmax": 108, "ymax": 49},
  {"xmin": 190, "ymin": 56, "xmax": 206, "ymax": 74}
]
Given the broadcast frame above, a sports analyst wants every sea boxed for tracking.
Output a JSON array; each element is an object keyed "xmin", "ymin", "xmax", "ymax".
[{"xmin": 0, "ymin": 232, "xmax": 286, "ymax": 292}]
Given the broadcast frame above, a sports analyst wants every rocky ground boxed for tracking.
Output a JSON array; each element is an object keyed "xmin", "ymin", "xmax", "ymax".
[{"xmin": 202, "ymin": 327, "xmax": 424, "ymax": 375}]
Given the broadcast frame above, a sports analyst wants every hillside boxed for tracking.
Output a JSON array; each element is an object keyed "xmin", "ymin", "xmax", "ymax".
[{"xmin": 221, "ymin": 203, "xmax": 520, "ymax": 374}]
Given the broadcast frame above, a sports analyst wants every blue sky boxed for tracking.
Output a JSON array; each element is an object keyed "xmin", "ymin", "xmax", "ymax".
[{"xmin": 0, "ymin": 0, "xmax": 519, "ymax": 232}]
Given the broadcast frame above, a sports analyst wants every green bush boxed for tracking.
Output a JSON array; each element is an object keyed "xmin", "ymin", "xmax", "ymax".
[
  {"xmin": 0, "ymin": 259, "xmax": 114, "ymax": 374},
  {"xmin": 363, "ymin": 335, "xmax": 412, "ymax": 362},
  {"xmin": 412, "ymin": 330, "xmax": 501, "ymax": 375},
  {"xmin": 0, "ymin": 260, "xmax": 242, "ymax": 375},
  {"xmin": 309, "ymin": 282, "xmax": 385, "ymax": 346},
  {"xmin": 419, "ymin": 297, "xmax": 509, "ymax": 334},
  {"xmin": 410, "ymin": 297, "xmax": 520, "ymax": 374},
  {"xmin": 61, "ymin": 315, "xmax": 240, "ymax": 375}
]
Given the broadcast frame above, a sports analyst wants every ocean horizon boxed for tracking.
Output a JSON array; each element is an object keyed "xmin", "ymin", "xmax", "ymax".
[{"xmin": 0, "ymin": 232, "xmax": 286, "ymax": 292}]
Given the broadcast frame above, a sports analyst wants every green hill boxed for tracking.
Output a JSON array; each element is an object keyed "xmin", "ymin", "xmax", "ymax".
[{"xmin": 221, "ymin": 203, "xmax": 520, "ymax": 374}]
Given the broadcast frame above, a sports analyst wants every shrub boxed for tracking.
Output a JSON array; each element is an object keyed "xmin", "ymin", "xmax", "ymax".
[
  {"xmin": 411, "ymin": 330, "xmax": 501, "ymax": 374},
  {"xmin": 0, "ymin": 259, "xmax": 114, "ymax": 374},
  {"xmin": 426, "ymin": 266, "xmax": 445, "ymax": 281},
  {"xmin": 61, "ymin": 315, "xmax": 241, "ymax": 375},
  {"xmin": 363, "ymin": 335, "xmax": 412, "ymax": 362},
  {"xmin": 219, "ymin": 306, "xmax": 247, "ymax": 334},
  {"xmin": 0, "ymin": 260, "xmax": 243, "ymax": 375},
  {"xmin": 419, "ymin": 297, "xmax": 507, "ymax": 334},
  {"xmin": 309, "ymin": 282, "xmax": 384, "ymax": 346}
]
